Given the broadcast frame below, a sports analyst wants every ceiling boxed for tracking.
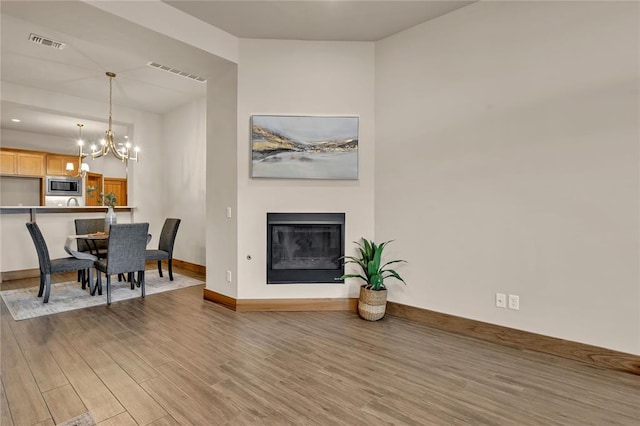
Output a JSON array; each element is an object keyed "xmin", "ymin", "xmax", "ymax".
[
  {"xmin": 165, "ymin": 1, "xmax": 473, "ymax": 42},
  {"xmin": 1, "ymin": 0, "xmax": 473, "ymax": 145}
]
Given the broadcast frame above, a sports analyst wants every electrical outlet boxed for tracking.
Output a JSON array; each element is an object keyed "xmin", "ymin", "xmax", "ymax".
[
  {"xmin": 496, "ymin": 293, "xmax": 506, "ymax": 308},
  {"xmin": 508, "ymin": 294, "xmax": 520, "ymax": 310},
  {"xmin": 226, "ymin": 270, "xmax": 232, "ymax": 282}
]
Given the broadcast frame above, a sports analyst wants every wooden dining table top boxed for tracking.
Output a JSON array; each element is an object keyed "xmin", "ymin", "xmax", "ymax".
[{"xmin": 78, "ymin": 232, "xmax": 109, "ymax": 239}]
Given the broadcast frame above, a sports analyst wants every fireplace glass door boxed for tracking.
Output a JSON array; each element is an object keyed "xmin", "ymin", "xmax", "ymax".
[{"xmin": 267, "ymin": 213, "xmax": 345, "ymax": 284}]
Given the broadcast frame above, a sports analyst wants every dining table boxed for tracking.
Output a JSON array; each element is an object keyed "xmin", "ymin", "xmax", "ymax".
[
  {"xmin": 64, "ymin": 232, "xmax": 153, "ymax": 260},
  {"xmin": 64, "ymin": 232, "xmax": 109, "ymax": 260},
  {"xmin": 64, "ymin": 232, "xmax": 153, "ymax": 293}
]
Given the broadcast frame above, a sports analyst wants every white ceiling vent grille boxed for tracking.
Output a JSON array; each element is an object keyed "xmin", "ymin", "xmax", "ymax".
[
  {"xmin": 28, "ymin": 33, "xmax": 66, "ymax": 50},
  {"xmin": 146, "ymin": 62, "xmax": 207, "ymax": 83}
]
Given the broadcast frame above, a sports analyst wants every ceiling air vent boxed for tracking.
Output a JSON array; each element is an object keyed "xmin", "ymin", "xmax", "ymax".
[
  {"xmin": 146, "ymin": 62, "xmax": 207, "ymax": 83},
  {"xmin": 28, "ymin": 33, "xmax": 66, "ymax": 50}
]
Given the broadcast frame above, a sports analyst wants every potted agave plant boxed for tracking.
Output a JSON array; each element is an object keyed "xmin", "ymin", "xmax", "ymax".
[{"xmin": 342, "ymin": 238, "xmax": 407, "ymax": 321}]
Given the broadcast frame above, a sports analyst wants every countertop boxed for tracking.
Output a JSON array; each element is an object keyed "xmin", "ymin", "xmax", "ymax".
[{"xmin": 1, "ymin": 206, "xmax": 135, "ymax": 214}]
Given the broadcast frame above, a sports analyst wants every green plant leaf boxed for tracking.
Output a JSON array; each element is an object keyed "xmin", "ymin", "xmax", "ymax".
[
  {"xmin": 341, "ymin": 273, "xmax": 368, "ymax": 282},
  {"xmin": 372, "ymin": 242, "xmax": 385, "ymax": 271},
  {"xmin": 366, "ymin": 259, "xmax": 377, "ymax": 278},
  {"xmin": 381, "ymin": 259, "xmax": 407, "ymax": 269},
  {"xmin": 342, "ymin": 237, "xmax": 407, "ymax": 289},
  {"xmin": 342, "ymin": 256, "xmax": 367, "ymax": 270},
  {"xmin": 382, "ymin": 269, "xmax": 406, "ymax": 285},
  {"xmin": 370, "ymin": 273, "xmax": 383, "ymax": 290}
]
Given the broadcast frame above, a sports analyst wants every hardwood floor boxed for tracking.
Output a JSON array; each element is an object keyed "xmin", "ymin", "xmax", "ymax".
[{"xmin": 1, "ymin": 268, "xmax": 639, "ymax": 425}]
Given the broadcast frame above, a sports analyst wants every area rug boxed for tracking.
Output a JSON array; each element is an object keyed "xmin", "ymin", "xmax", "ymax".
[
  {"xmin": 0, "ymin": 272, "xmax": 204, "ymax": 321},
  {"xmin": 57, "ymin": 412, "xmax": 96, "ymax": 426}
]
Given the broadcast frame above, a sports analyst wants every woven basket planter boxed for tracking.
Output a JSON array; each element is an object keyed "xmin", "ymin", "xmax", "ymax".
[{"xmin": 358, "ymin": 286, "xmax": 388, "ymax": 321}]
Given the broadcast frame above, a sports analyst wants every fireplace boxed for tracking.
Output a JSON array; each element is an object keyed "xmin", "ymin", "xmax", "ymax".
[{"xmin": 267, "ymin": 213, "xmax": 345, "ymax": 284}]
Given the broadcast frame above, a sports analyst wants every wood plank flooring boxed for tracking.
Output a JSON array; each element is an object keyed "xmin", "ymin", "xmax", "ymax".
[{"xmin": 1, "ymin": 269, "xmax": 639, "ymax": 425}]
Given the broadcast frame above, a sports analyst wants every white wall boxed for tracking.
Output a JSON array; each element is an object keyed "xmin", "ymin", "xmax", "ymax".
[
  {"xmin": 0, "ymin": 177, "xmax": 40, "ymax": 206},
  {"xmin": 237, "ymin": 39, "xmax": 375, "ymax": 299},
  {"xmin": 375, "ymin": 1, "xmax": 639, "ymax": 354},
  {"xmin": 206, "ymin": 61, "xmax": 238, "ymax": 297},
  {"xmin": 162, "ymin": 98, "xmax": 207, "ymax": 266},
  {"xmin": 127, "ymin": 109, "xmax": 164, "ymax": 237}
]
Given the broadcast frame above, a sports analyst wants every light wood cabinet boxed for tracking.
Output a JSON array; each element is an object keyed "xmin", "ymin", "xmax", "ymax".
[
  {"xmin": 18, "ymin": 152, "xmax": 46, "ymax": 176},
  {"xmin": 0, "ymin": 149, "xmax": 45, "ymax": 176},
  {"xmin": 0, "ymin": 150, "xmax": 17, "ymax": 174},
  {"xmin": 46, "ymin": 154, "xmax": 79, "ymax": 176}
]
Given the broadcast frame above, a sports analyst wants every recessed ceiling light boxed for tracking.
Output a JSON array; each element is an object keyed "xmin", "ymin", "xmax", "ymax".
[{"xmin": 11, "ymin": 118, "xmax": 21, "ymax": 123}]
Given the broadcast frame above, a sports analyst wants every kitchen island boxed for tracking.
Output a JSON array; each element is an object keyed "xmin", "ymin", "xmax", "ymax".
[{"xmin": 0, "ymin": 206, "xmax": 135, "ymax": 280}]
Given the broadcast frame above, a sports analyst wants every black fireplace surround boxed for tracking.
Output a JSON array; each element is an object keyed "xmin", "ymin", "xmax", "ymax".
[{"xmin": 267, "ymin": 212, "xmax": 345, "ymax": 284}]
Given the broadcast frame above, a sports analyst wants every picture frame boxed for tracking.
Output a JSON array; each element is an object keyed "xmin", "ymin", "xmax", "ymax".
[{"xmin": 251, "ymin": 115, "xmax": 358, "ymax": 179}]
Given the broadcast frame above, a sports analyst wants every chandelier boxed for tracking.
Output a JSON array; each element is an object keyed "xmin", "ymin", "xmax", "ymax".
[
  {"xmin": 78, "ymin": 72, "xmax": 140, "ymax": 164},
  {"xmin": 71, "ymin": 123, "xmax": 90, "ymax": 177}
]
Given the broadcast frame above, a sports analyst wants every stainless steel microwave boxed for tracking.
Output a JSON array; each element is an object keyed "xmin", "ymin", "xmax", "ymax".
[{"xmin": 45, "ymin": 176, "xmax": 82, "ymax": 196}]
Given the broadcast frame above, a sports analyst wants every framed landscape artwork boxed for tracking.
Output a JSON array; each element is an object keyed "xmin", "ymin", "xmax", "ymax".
[{"xmin": 251, "ymin": 115, "xmax": 359, "ymax": 179}]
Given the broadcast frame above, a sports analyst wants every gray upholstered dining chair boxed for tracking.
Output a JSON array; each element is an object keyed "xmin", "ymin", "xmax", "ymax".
[
  {"xmin": 26, "ymin": 222, "xmax": 95, "ymax": 303},
  {"xmin": 146, "ymin": 218, "xmax": 181, "ymax": 281},
  {"xmin": 74, "ymin": 218, "xmax": 108, "ymax": 286},
  {"xmin": 93, "ymin": 223, "xmax": 149, "ymax": 305},
  {"xmin": 74, "ymin": 218, "xmax": 108, "ymax": 257}
]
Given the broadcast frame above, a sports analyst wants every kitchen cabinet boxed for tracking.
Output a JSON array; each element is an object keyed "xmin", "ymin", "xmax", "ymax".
[
  {"xmin": 0, "ymin": 149, "xmax": 45, "ymax": 176},
  {"xmin": 0, "ymin": 151, "xmax": 16, "ymax": 175},
  {"xmin": 46, "ymin": 154, "xmax": 79, "ymax": 176},
  {"xmin": 18, "ymin": 153, "xmax": 45, "ymax": 176}
]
